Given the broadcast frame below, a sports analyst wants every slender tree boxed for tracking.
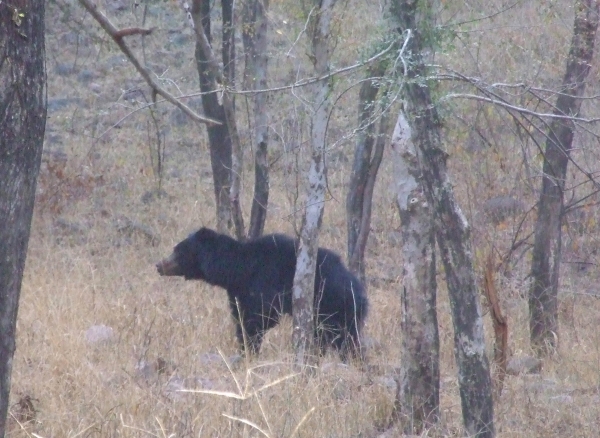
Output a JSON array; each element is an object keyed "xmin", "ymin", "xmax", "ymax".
[
  {"xmin": 222, "ymin": 0, "xmax": 235, "ymax": 91},
  {"xmin": 390, "ymin": 0, "xmax": 495, "ymax": 435},
  {"xmin": 243, "ymin": 0, "xmax": 270, "ymax": 239},
  {"xmin": 292, "ymin": 0, "xmax": 337, "ymax": 366},
  {"xmin": 346, "ymin": 62, "xmax": 389, "ymax": 285},
  {"xmin": 529, "ymin": 0, "xmax": 600, "ymax": 354},
  {"xmin": 191, "ymin": 0, "xmax": 245, "ymax": 237},
  {"xmin": 0, "ymin": 0, "xmax": 47, "ymax": 433}
]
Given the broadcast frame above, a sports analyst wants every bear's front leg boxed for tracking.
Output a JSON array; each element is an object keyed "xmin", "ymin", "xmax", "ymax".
[
  {"xmin": 229, "ymin": 300, "xmax": 265, "ymax": 355},
  {"xmin": 238, "ymin": 319, "xmax": 265, "ymax": 355}
]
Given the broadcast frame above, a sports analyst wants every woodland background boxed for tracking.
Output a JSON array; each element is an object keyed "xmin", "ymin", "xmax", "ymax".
[{"xmin": 6, "ymin": 0, "xmax": 600, "ymax": 436}]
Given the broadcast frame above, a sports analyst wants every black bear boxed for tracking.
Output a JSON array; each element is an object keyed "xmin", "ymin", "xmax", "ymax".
[{"xmin": 156, "ymin": 227, "xmax": 368, "ymax": 361}]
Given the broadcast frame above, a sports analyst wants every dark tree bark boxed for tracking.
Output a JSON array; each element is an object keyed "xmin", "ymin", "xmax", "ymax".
[
  {"xmin": 243, "ymin": 0, "xmax": 270, "ymax": 239},
  {"xmin": 0, "ymin": 0, "xmax": 47, "ymax": 433},
  {"xmin": 346, "ymin": 63, "xmax": 389, "ymax": 285},
  {"xmin": 192, "ymin": 0, "xmax": 234, "ymax": 234},
  {"xmin": 390, "ymin": 110, "xmax": 440, "ymax": 434},
  {"xmin": 391, "ymin": 1, "xmax": 495, "ymax": 436},
  {"xmin": 191, "ymin": 0, "xmax": 246, "ymax": 239},
  {"xmin": 529, "ymin": 0, "xmax": 599, "ymax": 354},
  {"xmin": 219, "ymin": 0, "xmax": 246, "ymax": 241}
]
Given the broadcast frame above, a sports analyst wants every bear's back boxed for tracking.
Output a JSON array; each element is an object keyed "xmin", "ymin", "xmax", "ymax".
[{"xmin": 240, "ymin": 233, "xmax": 298, "ymax": 294}]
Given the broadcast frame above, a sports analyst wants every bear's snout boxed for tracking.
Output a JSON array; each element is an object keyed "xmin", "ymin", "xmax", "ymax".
[{"xmin": 156, "ymin": 253, "xmax": 182, "ymax": 276}]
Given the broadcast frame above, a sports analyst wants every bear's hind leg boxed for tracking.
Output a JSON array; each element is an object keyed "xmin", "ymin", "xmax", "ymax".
[
  {"xmin": 339, "ymin": 324, "xmax": 366, "ymax": 363},
  {"xmin": 242, "ymin": 319, "xmax": 267, "ymax": 355},
  {"xmin": 314, "ymin": 326, "xmax": 332, "ymax": 357}
]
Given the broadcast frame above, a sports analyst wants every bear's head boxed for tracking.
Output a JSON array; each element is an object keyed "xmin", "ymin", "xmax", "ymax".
[{"xmin": 156, "ymin": 227, "xmax": 219, "ymax": 281}]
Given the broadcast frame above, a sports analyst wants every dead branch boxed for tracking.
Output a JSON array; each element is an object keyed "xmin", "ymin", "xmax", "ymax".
[
  {"xmin": 230, "ymin": 39, "xmax": 398, "ymax": 96},
  {"xmin": 113, "ymin": 27, "xmax": 154, "ymax": 38},
  {"xmin": 77, "ymin": 0, "xmax": 221, "ymax": 126},
  {"xmin": 432, "ymin": 70, "xmax": 600, "ymax": 123},
  {"xmin": 441, "ymin": 92, "xmax": 600, "ymax": 124},
  {"xmin": 431, "ymin": 68, "xmax": 600, "ymax": 194}
]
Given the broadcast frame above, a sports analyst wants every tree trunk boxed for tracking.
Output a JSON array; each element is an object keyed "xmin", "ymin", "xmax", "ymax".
[
  {"xmin": 221, "ymin": 0, "xmax": 235, "ymax": 93},
  {"xmin": 191, "ymin": 0, "xmax": 245, "ymax": 238},
  {"xmin": 391, "ymin": 1, "xmax": 495, "ymax": 436},
  {"xmin": 220, "ymin": 0, "xmax": 246, "ymax": 240},
  {"xmin": 346, "ymin": 63, "xmax": 388, "ymax": 285},
  {"xmin": 292, "ymin": 0, "xmax": 336, "ymax": 367},
  {"xmin": 391, "ymin": 110, "xmax": 440, "ymax": 434},
  {"xmin": 243, "ymin": 0, "xmax": 270, "ymax": 240},
  {"xmin": 0, "ymin": 0, "xmax": 47, "ymax": 433},
  {"xmin": 192, "ymin": 0, "xmax": 234, "ymax": 234},
  {"xmin": 529, "ymin": 0, "xmax": 599, "ymax": 354}
]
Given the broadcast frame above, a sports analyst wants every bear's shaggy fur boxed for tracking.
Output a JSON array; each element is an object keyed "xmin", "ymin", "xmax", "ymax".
[{"xmin": 156, "ymin": 227, "xmax": 368, "ymax": 360}]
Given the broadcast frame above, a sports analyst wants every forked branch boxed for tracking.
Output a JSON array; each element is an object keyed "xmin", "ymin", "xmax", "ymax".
[{"xmin": 77, "ymin": 0, "xmax": 221, "ymax": 126}]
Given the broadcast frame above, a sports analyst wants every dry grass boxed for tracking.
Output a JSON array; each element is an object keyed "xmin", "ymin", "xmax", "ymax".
[{"xmin": 7, "ymin": 0, "xmax": 600, "ymax": 436}]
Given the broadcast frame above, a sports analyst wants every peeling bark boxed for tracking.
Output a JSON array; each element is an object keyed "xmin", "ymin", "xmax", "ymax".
[
  {"xmin": 391, "ymin": 0, "xmax": 495, "ymax": 435},
  {"xmin": 243, "ymin": 0, "xmax": 270, "ymax": 239},
  {"xmin": 391, "ymin": 110, "xmax": 440, "ymax": 434},
  {"xmin": 529, "ymin": 0, "xmax": 599, "ymax": 354},
  {"xmin": 0, "ymin": 0, "xmax": 46, "ymax": 433},
  {"xmin": 292, "ymin": 0, "xmax": 336, "ymax": 367}
]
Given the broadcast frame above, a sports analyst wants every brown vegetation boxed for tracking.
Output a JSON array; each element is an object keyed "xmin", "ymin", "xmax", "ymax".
[{"xmin": 7, "ymin": 0, "xmax": 600, "ymax": 436}]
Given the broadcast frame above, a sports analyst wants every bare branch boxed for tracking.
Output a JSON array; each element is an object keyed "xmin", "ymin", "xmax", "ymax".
[
  {"xmin": 286, "ymin": 6, "xmax": 316, "ymax": 58},
  {"xmin": 228, "ymin": 38, "xmax": 398, "ymax": 96},
  {"xmin": 113, "ymin": 27, "xmax": 154, "ymax": 38},
  {"xmin": 190, "ymin": 9, "xmax": 226, "ymax": 86},
  {"xmin": 92, "ymin": 38, "xmax": 396, "ymax": 112},
  {"xmin": 430, "ymin": 69, "xmax": 600, "ymax": 191},
  {"xmin": 77, "ymin": 0, "xmax": 221, "ymax": 126},
  {"xmin": 441, "ymin": 93, "xmax": 600, "ymax": 124}
]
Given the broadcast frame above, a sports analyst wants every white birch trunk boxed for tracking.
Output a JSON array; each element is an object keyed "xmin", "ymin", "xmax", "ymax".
[{"xmin": 292, "ymin": 0, "xmax": 336, "ymax": 366}]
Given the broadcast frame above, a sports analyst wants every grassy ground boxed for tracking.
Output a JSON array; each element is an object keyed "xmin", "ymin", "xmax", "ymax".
[{"xmin": 7, "ymin": 0, "xmax": 600, "ymax": 436}]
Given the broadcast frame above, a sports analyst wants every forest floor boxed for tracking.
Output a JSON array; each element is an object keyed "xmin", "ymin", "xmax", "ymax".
[{"xmin": 7, "ymin": 0, "xmax": 600, "ymax": 436}]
